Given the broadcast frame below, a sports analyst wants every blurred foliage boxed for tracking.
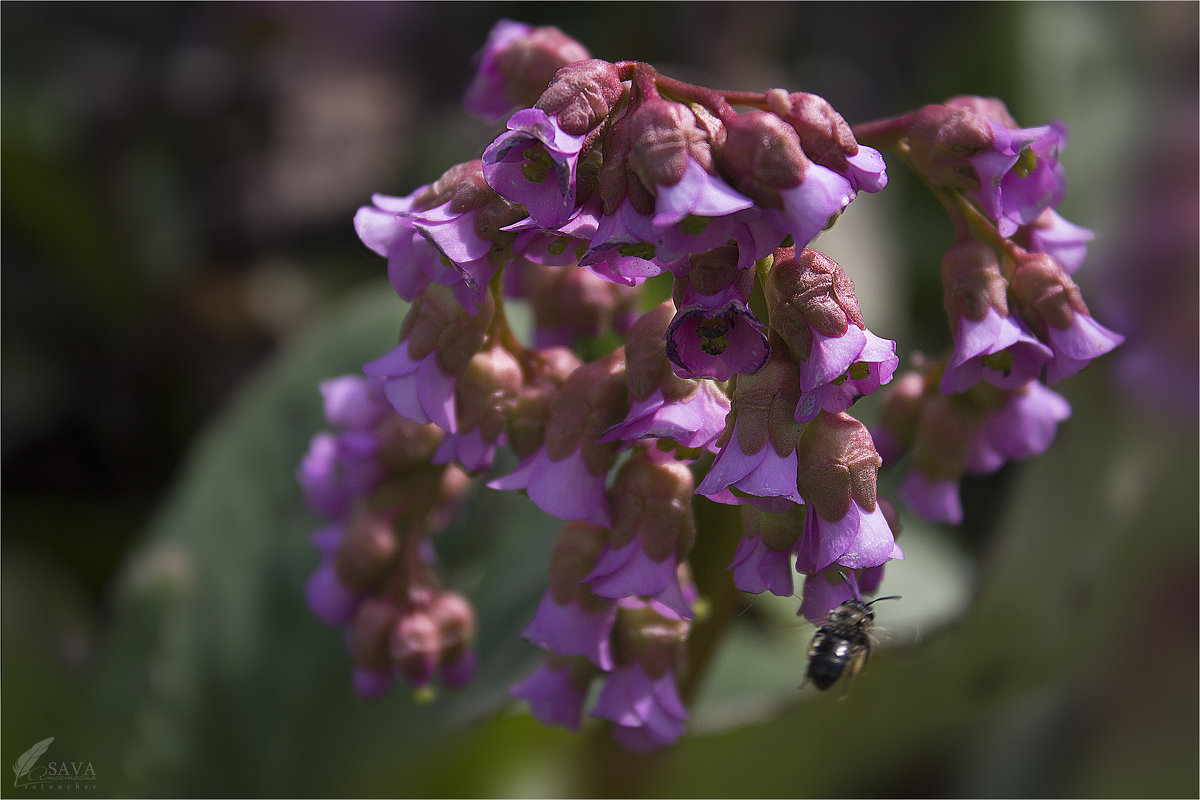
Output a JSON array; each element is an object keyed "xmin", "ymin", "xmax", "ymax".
[{"xmin": 2, "ymin": 2, "xmax": 1196, "ymax": 798}]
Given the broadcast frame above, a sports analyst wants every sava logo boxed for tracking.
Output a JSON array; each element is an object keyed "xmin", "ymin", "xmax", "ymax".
[{"xmin": 12, "ymin": 737, "xmax": 99, "ymax": 790}]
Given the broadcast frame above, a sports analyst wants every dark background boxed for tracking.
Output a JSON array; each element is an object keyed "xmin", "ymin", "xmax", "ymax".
[{"xmin": 3, "ymin": 3, "xmax": 1197, "ymax": 797}]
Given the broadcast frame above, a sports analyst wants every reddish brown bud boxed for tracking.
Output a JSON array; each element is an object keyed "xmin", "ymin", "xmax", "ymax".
[
  {"xmin": 609, "ymin": 457, "xmax": 696, "ymax": 560},
  {"xmin": 535, "ymin": 59, "xmax": 625, "ymax": 135},
  {"xmin": 941, "ymin": 238, "xmax": 1009, "ymax": 326},
  {"xmin": 374, "ymin": 416, "xmax": 444, "ymax": 473},
  {"xmin": 946, "ymin": 95, "xmax": 1018, "ymax": 128},
  {"xmin": 795, "ymin": 411, "xmax": 882, "ymax": 522},
  {"xmin": 910, "ymin": 394, "xmax": 980, "ymax": 482},
  {"xmin": 731, "ymin": 346, "xmax": 802, "ymax": 458},
  {"xmin": 721, "ymin": 110, "xmax": 807, "ymax": 205},
  {"xmin": 335, "ymin": 512, "xmax": 399, "ymax": 591},
  {"xmin": 455, "ymin": 344, "xmax": 523, "ymax": 442},
  {"xmin": 390, "ymin": 610, "xmax": 440, "ymax": 686},
  {"xmin": 767, "ymin": 90, "xmax": 859, "ymax": 173},
  {"xmin": 741, "ymin": 503, "xmax": 806, "ymax": 553},
  {"xmin": 544, "ymin": 349, "xmax": 628, "ymax": 474},
  {"xmin": 625, "ymin": 302, "xmax": 692, "ymax": 402},
  {"xmin": 765, "ymin": 247, "xmax": 864, "ymax": 362},
  {"xmin": 493, "ymin": 26, "xmax": 591, "ymax": 110},
  {"xmin": 904, "ymin": 104, "xmax": 995, "ymax": 190},
  {"xmin": 628, "ymin": 99, "xmax": 714, "ymax": 191},
  {"xmin": 348, "ymin": 597, "xmax": 397, "ymax": 673},
  {"xmin": 1010, "ymin": 252, "xmax": 1088, "ymax": 333},
  {"xmin": 610, "ymin": 604, "xmax": 689, "ymax": 677},
  {"xmin": 400, "ymin": 284, "xmax": 495, "ymax": 375},
  {"xmin": 506, "ymin": 347, "xmax": 582, "ymax": 459},
  {"xmin": 546, "ymin": 522, "xmax": 609, "ymax": 604}
]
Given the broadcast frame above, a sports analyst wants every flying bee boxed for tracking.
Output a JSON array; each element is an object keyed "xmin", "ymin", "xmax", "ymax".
[{"xmin": 805, "ymin": 595, "xmax": 899, "ymax": 692}]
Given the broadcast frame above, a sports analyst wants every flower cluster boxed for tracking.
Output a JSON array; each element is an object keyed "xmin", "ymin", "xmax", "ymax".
[
  {"xmin": 857, "ymin": 96, "xmax": 1123, "ymax": 523},
  {"xmin": 297, "ymin": 20, "xmax": 1122, "ymax": 750}
]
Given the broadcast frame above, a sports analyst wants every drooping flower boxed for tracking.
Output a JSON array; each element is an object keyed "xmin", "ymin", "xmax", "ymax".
[
  {"xmin": 510, "ymin": 655, "xmax": 596, "ymax": 731},
  {"xmin": 765, "ymin": 247, "xmax": 898, "ymax": 421},
  {"xmin": 794, "ymin": 412, "xmax": 902, "ymax": 575},
  {"xmin": 1019, "ymin": 208, "xmax": 1095, "ymax": 275},
  {"xmin": 695, "ymin": 350, "xmax": 805, "ymax": 506},
  {"xmin": 730, "ymin": 504, "xmax": 806, "ymax": 597},
  {"xmin": 967, "ymin": 380, "xmax": 1072, "ymax": 474}
]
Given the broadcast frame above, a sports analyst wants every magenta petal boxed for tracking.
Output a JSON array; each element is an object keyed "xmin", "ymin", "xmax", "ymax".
[
  {"xmin": 354, "ymin": 203, "xmax": 406, "ymax": 257},
  {"xmin": 770, "ymin": 166, "xmax": 854, "ymax": 249},
  {"xmin": 836, "ymin": 502, "xmax": 901, "ymax": 569},
  {"xmin": 416, "ymin": 354, "xmax": 458, "ymax": 432},
  {"xmin": 899, "ymin": 471, "xmax": 963, "ymax": 524},
  {"xmin": 511, "ymin": 661, "xmax": 589, "ymax": 731},
  {"xmin": 652, "ymin": 158, "xmax": 753, "ymax": 227},
  {"xmin": 844, "ymin": 146, "xmax": 888, "ymax": 193},
  {"xmin": 489, "ymin": 447, "xmax": 612, "ymax": 526},
  {"xmin": 352, "ymin": 668, "xmax": 394, "ymax": 699},
  {"xmin": 801, "ymin": 326, "xmax": 868, "ymax": 391},
  {"xmin": 798, "ymin": 570, "xmax": 860, "ymax": 625},
  {"xmin": 305, "ymin": 563, "xmax": 360, "ymax": 625},
  {"xmin": 522, "ymin": 593, "xmax": 616, "ymax": 670},
  {"xmin": 433, "ymin": 428, "xmax": 496, "ymax": 474},
  {"xmin": 730, "ymin": 535, "xmax": 795, "ymax": 597}
]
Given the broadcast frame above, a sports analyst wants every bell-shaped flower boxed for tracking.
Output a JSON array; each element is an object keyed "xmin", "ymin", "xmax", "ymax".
[
  {"xmin": 966, "ymin": 380, "xmax": 1072, "ymax": 474},
  {"xmin": 584, "ymin": 457, "xmax": 698, "ymax": 619},
  {"xmin": 363, "ymin": 285, "xmax": 495, "ymax": 433},
  {"xmin": 765, "ymin": 247, "xmax": 898, "ymax": 421},
  {"xmin": 794, "ymin": 412, "xmax": 902, "ymax": 574},
  {"xmin": 489, "ymin": 350, "xmax": 628, "ymax": 526},
  {"xmin": 730, "ymin": 504, "xmax": 806, "ymax": 597},
  {"xmin": 591, "ymin": 602, "xmax": 690, "ymax": 752},
  {"xmin": 1010, "ymin": 252, "xmax": 1124, "ymax": 384},
  {"xmin": 511, "ymin": 655, "xmax": 597, "ymax": 731},
  {"xmin": 665, "ymin": 245, "xmax": 770, "ymax": 381},
  {"xmin": 695, "ymin": 350, "xmax": 805, "ymax": 506},
  {"xmin": 601, "ymin": 303, "xmax": 731, "ymax": 450}
]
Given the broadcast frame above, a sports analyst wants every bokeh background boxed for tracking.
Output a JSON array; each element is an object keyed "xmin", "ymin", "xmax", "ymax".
[{"xmin": 3, "ymin": 2, "xmax": 1196, "ymax": 797}]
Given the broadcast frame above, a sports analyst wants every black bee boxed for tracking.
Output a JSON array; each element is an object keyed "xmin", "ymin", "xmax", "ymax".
[
  {"xmin": 696, "ymin": 319, "xmax": 731, "ymax": 356},
  {"xmin": 805, "ymin": 596, "xmax": 899, "ymax": 691}
]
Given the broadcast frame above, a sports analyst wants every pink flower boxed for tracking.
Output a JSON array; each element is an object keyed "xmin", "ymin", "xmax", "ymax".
[
  {"xmin": 591, "ymin": 662, "xmax": 688, "ymax": 752},
  {"xmin": 488, "ymin": 445, "xmax": 613, "ymax": 526},
  {"xmin": 941, "ymin": 308, "xmax": 1053, "ymax": 394}
]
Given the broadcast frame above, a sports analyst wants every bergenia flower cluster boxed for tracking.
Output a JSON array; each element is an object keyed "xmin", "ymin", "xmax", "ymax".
[{"xmin": 296, "ymin": 20, "xmax": 1122, "ymax": 750}]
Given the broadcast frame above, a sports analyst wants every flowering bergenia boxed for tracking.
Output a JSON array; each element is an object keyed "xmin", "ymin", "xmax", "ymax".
[{"xmin": 296, "ymin": 18, "xmax": 1122, "ymax": 755}]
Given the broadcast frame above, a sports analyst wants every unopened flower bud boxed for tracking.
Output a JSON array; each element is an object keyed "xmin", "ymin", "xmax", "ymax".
[
  {"xmin": 390, "ymin": 610, "xmax": 441, "ymax": 687},
  {"xmin": 873, "ymin": 369, "xmax": 929, "ymax": 464},
  {"xmin": 628, "ymin": 99, "xmax": 714, "ymax": 193},
  {"xmin": 334, "ymin": 512, "xmax": 399, "ymax": 592},
  {"xmin": 610, "ymin": 457, "xmax": 697, "ymax": 562},
  {"xmin": 464, "ymin": 21, "xmax": 590, "ymax": 121},
  {"xmin": 721, "ymin": 110, "xmax": 807, "ymax": 206},
  {"xmin": 942, "ymin": 238, "xmax": 1008, "ymax": 324},
  {"xmin": 767, "ymin": 90, "xmax": 859, "ymax": 173},
  {"xmin": 348, "ymin": 597, "xmax": 398, "ymax": 674},
  {"xmin": 400, "ymin": 284, "xmax": 496, "ymax": 376},
  {"xmin": 506, "ymin": 347, "xmax": 582, "ymax": 459},
  {"xmin": 946, "ymin": 95, "xmax": 1019, "ymax": 128},
  {"xmin": 610, "ymin": 604, "xmax": 689, "ymax": 679},
  {"xmin": 543, "ymin": 349, "xmax": 628, "ymax": 474},
  {"xmin": 546, "ymin": 521, "xmax": 609, "ymax": 606},
  {"xmin": 373, "ymin": 416, "xmax": 444, "ymax": 475},
  {"xmin": 535, "ymin": 59, "xmax": 625, "ymax": 135},
  {"xmin": 455, "ymin": 344, "xmax": 523, "ymax": 443},
  {"xmin": 904, "ymin": 104, "xmax": 995, "ymax": 190}
]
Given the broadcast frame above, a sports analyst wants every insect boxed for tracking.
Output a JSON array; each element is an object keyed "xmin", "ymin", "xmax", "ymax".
[
  {"xmin": 805, "ymin": 595, "xmax": 899, "ymax": 691},
  {"xmin": 696, "ymin": 318, "xmax": 731, "ymax": 355}
]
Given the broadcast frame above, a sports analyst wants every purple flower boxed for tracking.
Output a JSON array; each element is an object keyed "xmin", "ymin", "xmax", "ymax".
[
  {"xmin": 483, "ymin": 108, "xmax": 587, "ymax": 227},
  {"xmin": 650, "ymin": 157, "xmax": 755, "ymax": 228},
  {"xmin": 761, "ymin": 163, "xmax": 855, "ymax": 250},
  {"xmin": 795, "ymin": 499, "xmax": 902, "ymax": 576},
  {"xmin": 363, "ymin": 343, "xmax": 458, "ymax": 433},
  {"xmin": 462, "ymin": 21, "xmax": 589, "ymax": 121},
  {"xmin": 843, "ymin": 147, "xmax": 889, "ymax": 194},
  {"xmin": 1022, "ymin": 209, "xmax": 1095, "ymax": 275},
  {"xmin": 1043, "ymin": 312, "xmax": 1125, "ymax": 384},
  {"xmin": 305, "ymin": 561, "xmax": 361, "ymax": 626},
  {"xmin": 729, "ymin": 531, "xmax": 796, "ymax": 596},
  {"xmin": 297, "ymin": 431, "xmax": 383, "ymax": 519},
  {"xmin": 522, "ymin": 590, "xmax": 617, "ymax": 670},
  {"xmin": 585, "ymin": 538, "xmax": 695, "ymax": 619},
  {"xmin": 487, "ymin": 445, "xmax": 613, "ymax": 526},
  {"xmin": 941, "ymin": 307, "xmax": 1054, "ymax": 394},
  {"xmin": 968, "ymin": 120, "xmax": 1068, "ymax": 237},
  {"xmin": 898, "ymin": 469, "xmax": 962, "ymax": 525},
  {"xmin": 967, "ymin": 381, "xmax": 1071, "ymax": 474},
  {"xmin": 665, "ymin": 306, "xmax": 770, "ymax": 382},
  {"xmin": 796, "ymin": 327, "xmax": 899, "ymax": 422},
  {"xmin": 320, "ymin": 375, "xmax": 389, "ymax": 432},
  {"xmin": 599, "ymin": 381, "xmax": 730, "ymax": 450},
  {"xmin": 591, "ymin": 662, "xmax": 688, "ymax": 752},
  {"xmin": 511, "ymin": 659, "xmax": 591, "ymax": 731},
  {"xmin": 432, "ymin": 428, "xmax": 498, "ymax": 475},
  {"xmin": 354, "ymin": 192, "xmax": 438, "ymax": 302},
  {"xmin": 696, "ymin": 421, "xmax": 804, "ymax": 506}
]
